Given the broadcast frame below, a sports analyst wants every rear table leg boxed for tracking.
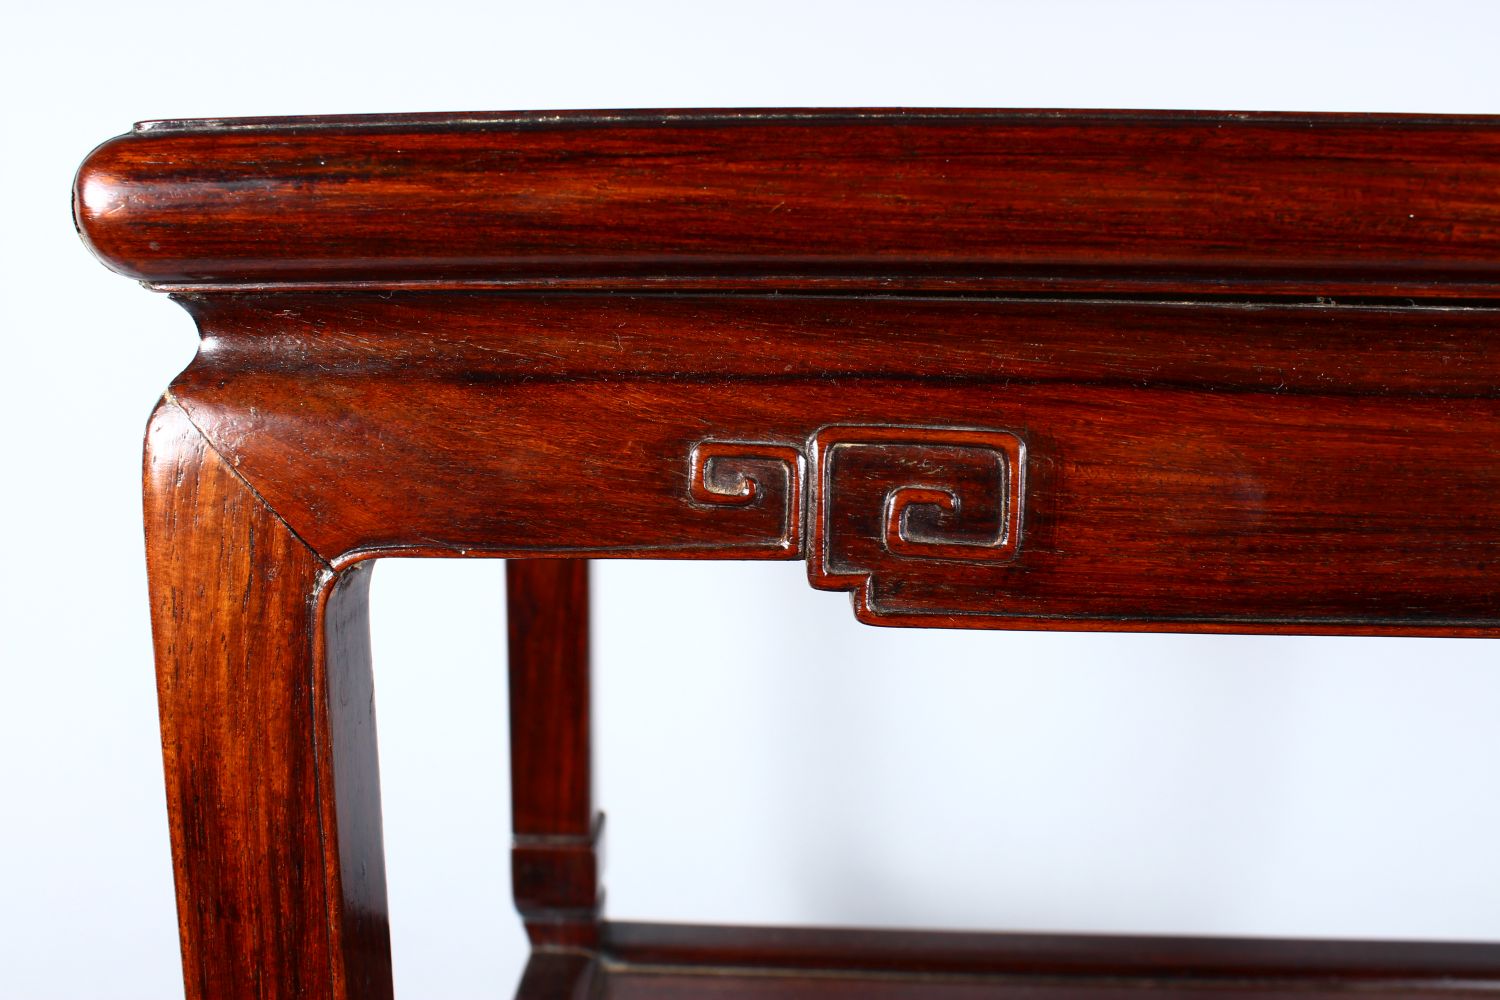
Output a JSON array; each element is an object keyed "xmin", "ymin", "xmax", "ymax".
[{"xmin": 506, "ymin": 559, "xmax": 602, "ymax": 955}]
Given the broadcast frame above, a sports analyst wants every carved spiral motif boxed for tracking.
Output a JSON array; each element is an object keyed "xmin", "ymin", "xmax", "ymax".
[
  {"xmin": 688, "ymin": 442, "xmax": 804, "ymax": 551},
  {"xmin": 689, "ymin": 426, "xmax": 1025, "ymax": 618},
  {"xmin": 807, "ymin": 425, "xmax": 1026, "ymax": 618},
  {"xmin": 881, "ymin": 473, "xmax": 1016, "ymax": 562},
  {"xmin": 886, "ymin": 485, "xmax": 969, "ymax": 554}
]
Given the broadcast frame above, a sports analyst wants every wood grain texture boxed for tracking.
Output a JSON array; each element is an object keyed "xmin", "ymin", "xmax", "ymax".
[
  {"xmin": 144, "ymin": 397, "xmax": 392, "ymax": 1000},
  {"xmin": 507, "ymin": 559, "xmax": 601, "ymax": 946},
  {"xmin": 74, "ymin": 109, "xmax": 1500, "ymax": 298},
  {"xmin": 159, "ymin": 292, "xmax": 1500, "ymax": 634},
  {"xmin": 82, "ymin": 109, "xmax": 1500, "ymax": 999}
]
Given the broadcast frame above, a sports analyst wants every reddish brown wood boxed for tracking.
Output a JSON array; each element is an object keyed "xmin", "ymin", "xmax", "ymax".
[
  {"xmin": 592, "ymin": 922, "xmax": 1500, "ymax": 997},
  {"xmin": 507, "ymin": 559, "xmax": 600, "ymax": 947},
  {"xmin": 690, "ymin": 442, "xmax": 805, "ymax": 554},
  {"xmin": 601, "ymin": 921, "xmax": 1500, "ymax": 984},
  {"xmin": 73, "ymin": 110, "xmax": 1500, "ymax": 299},
  {"xmin": 153, "ymin": 291, "xmax": 1500, "ymax": 634},
  {"xmin": 144, "ymin": 397, "xmax": 392, "ymax": 1000},
  {"xmin": 514, "ymin": 951, "xmax": 599, "ymax": 1000},
  {"xmin": 598, "ymin": 973, "xmax": 1485, "ymax": 999},
  {"xmin": 83, "ymin": 109, "xmax": 1500, "ymax": 999}
]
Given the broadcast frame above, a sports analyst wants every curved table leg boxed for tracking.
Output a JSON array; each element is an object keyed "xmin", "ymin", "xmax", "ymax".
[{"xmin": 145, "ymin": 397, "xmax": 392, "ymax": 1000}]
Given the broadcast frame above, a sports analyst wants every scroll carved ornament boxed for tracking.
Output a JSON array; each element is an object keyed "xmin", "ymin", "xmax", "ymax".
[
  {"xmin": 687, "ymin": 442, "xmax": 804, "ymax": 553},
  {"xmin": 690, "ymin": 426, "xmax": 1026, "ymax": 622}
]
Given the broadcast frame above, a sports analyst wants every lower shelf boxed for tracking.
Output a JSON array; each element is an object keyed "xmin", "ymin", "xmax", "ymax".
[{"xmin": 517, "ymin": 922, "xmax": 1500, "ymax": 999}]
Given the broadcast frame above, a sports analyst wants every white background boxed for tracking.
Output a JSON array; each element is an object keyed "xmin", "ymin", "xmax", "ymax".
[{"xmin": 4, "ymin": 2, "xmax": 1499, "ymax": 996}]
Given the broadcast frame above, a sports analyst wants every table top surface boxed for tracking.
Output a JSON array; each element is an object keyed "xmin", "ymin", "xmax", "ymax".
[{"xmin": 75, "ymin": 107, "xmax": 1500, "ymax": 298}]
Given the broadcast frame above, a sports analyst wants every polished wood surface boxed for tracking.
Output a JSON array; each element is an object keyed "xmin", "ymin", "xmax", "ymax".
[
  {"xmin": 80, "ymin": 109, "xmax": 1500, "ymax": 999},
  {"xmin": 602, "ymin": 920, "xmax": 1500, "ymax": 981},
  {"xmin": 75, "ymin": 109, "xmax": 1500, "ymax": 298},
  {"xmin": 144, "ymin": 398, "xmax": 392, "ymax": 1000},
  {"xmin": 508, "ymin": 559, "xmax": 600, "ymax": 948},
  {"xmin": 579, "ymin": 921, "xmax": 1500, "ymax": 999},
  {"xmin": 157, "ymin": 291, "xmax": 1500, "ymax": 633},
  {"xmin": 510, "ymin": 921, "xmax": 1500, "ymax": 998}
]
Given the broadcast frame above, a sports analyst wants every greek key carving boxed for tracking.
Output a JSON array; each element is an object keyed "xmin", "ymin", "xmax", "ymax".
[
  {"xmin": 690, "ymin": 426, "xmax": 1026, "ymax": 618},
  {"xmin": 807, "ymin": 426, "xmax": 1026, "ymax": 619},
  {"xmin": 687, "ymin": 441, "xmax": 804, "ymax": 552}
]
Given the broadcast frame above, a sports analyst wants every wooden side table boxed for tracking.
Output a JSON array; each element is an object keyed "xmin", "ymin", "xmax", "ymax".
[{"xmin": 76, "ymin": 109, "xmax": 1500, "ymax": 999}]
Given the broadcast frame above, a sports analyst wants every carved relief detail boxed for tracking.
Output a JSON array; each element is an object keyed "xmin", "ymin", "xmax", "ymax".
[
  {"xmin": 687, "ymin": 442, "xmax": 805, "ymax": 552},
  {"xmin": 690, "ymin": 426, "xmax": 1026, "ymax": 617},
  {"xmin": 807, "ymin": 426, "xmax": 1026, "ymax": 616}
]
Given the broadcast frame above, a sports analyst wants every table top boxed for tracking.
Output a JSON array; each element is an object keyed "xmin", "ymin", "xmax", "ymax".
[{"xmin": 75, "ymin": 108, "xmax": 1500, "ymax": 298}]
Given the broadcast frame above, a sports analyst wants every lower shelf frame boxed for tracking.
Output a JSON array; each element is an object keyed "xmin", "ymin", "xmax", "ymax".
[{"xmin": 517, "ymin": 921, "xmax": 1500, "ymax": 999}]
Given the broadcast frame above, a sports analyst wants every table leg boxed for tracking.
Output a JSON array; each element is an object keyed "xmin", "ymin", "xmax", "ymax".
[
  {"xmin": 144, "ymin": 397, "xmax": 393, "ymax": 1000},
  {"xmin": 506, "ymin": 559, "xmax": 601, "ymax": 951}
]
